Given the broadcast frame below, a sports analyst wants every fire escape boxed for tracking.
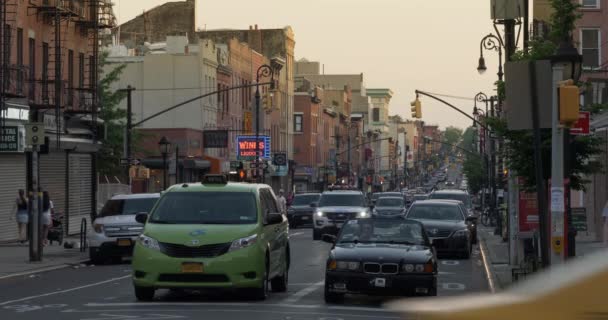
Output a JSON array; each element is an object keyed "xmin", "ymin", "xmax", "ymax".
[{"xmin": 0, "ymin": 0, "xmax": 19, "ymax": 131}]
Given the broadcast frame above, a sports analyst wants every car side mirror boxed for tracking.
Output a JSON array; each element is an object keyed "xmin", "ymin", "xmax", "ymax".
[
  {"xmin": 135, "ymin": 212, "xmax": 149, "ymax": 224},
  {"xmin": 267, "ymin": 212, "xmax": 283, "ymax": 225},
  {"xmin": 321, "ymin": 234, "xmax": 336, "ymax": 244},
  {"xmin": 310, "ymin": 202, "xmax": 318, "ymax": 208}
]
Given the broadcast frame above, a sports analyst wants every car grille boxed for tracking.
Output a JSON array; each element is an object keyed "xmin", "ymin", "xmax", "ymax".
[
  {"xmin": 435, "ymin": 230, "xmax": 453, "ymax": 237},
  {"xmin": 104, "ymin": 225, "xmax": 143, "ymax": 237},
  {"xmin": 326, "ymin": 212, "xmax": 357, "ymax": 221},
  {"xmin": 363, "ymin": 263, "xmax": 399, "ymax": 275},
  {"xmin": 159, "ymin": 242, "xmax": 231, "ymax": 258},
  {"xmin": 158, "ymin": 274, "xmax": 229, "ymax": 283}
]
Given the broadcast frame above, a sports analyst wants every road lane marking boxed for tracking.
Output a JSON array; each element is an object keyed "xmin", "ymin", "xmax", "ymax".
[
  {"xmin": 283, "ymin": 280, "xmax": 324, "ymax": 303},
  {"xmin": 290, "ymin": 232, "xmax": 305, "ymax": 237},
  {"xmin": 441, "ymin": 283, "xmax": 466, "ymax": 290},
  {"xmin": 440, "ymin": 260, "xmax": 460, "ymax": 266},
  {"xmin": 78, "ymin": 314, "xmax": 184, "ymax": 320},
  {"xmin": 0, "ymin": 275, "xmax": 131, "ymax": 306}
]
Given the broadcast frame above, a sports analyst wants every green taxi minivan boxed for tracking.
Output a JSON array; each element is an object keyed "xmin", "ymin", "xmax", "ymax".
[{"xmin": 132, "ymin": 175, "xmax": 290, "ymax": 301}]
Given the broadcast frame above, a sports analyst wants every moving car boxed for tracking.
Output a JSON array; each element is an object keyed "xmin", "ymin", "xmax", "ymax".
[
  {"xmin": 405, "ymin": 200, "xmax": 475, "ymax": 258},
  {"xmin": 131, "ymin": 175, "xmax": 290, "ymax": 301},
  {"xmin": 88, "ymin": 193, "xmax": 160, "ymax": 264},
  {"xmin": 429, "ymin": 189, "xmax": 474, "ymax": 216},
  {"xmin": 313, "ymin": 190, "xmax": 370, "ymax": 240},
  {"xmin": 286, "ymin": 193, "xmax": 321, "ymax": 228},
  {"xmin": 323, "ymin": 218, "xmax": 438, "ymax": 303},
  {"xmin": 372, "ymin": 197, "xmax": 407, "ymax": 218},
  {"xmin": 412, "ymin": 194, "xmax": 429, "ymax": 202}
]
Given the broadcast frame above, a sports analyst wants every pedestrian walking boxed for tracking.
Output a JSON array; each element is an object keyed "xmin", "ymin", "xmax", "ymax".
[
  {"xmin": 41, "ymin": 191, "xmax": 54, "ymax": 246},
  {"xmin": 277, "ymin": 189, "xmax": 287, "ymax": 213},
  {"xmin": 286, "ymin": 191, "xmax": 294, "ymax": 208},
  {"xmin": 12, "ymin": 189, "xmax": 28, "ymax": 243}
]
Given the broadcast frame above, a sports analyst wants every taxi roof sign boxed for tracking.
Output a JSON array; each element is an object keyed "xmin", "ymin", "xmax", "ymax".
[{"xmin": 202, "ymin": 174, "xmax": 228, "ymax": 185}]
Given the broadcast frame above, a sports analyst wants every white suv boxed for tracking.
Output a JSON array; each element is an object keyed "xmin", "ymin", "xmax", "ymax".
[{"xmin": 88, "ymin": 193, "xmax": 160, "ymax": 264}]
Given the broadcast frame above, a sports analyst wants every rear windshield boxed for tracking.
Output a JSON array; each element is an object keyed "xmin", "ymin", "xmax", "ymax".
[
  {"xmin": 376, "ymin": 198, "xmax": 404, "ymax": 207},
  {"xmin": 407, "ymin": 204, "xmax": 464, "ymax": 221},
  {"xmin": 149, "ymin": 192, "xmax": 257, "ymax": 224},
  {"xmin": 292, "ymin": 194, "xmax": 320, "ymax": 206},
  {"xmin": 429, "ymin": 193, "xmax": 471, "ymax": 208},
  {"xmin": 99, "ymin": 198, "xmax": 158, "ymax": 217},
  {"xmin": 319, "ymin": 194, "xmax": 365, "ymax": 207}
]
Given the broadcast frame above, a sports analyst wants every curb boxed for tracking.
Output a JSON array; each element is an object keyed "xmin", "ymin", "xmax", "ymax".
[
  {"xmin": 0, "ymin": 258, "xmax": 90, "ymax": 281},
  {"xmin": 479, "ymin": 237, "xmax": 500, "ymax": 293}
]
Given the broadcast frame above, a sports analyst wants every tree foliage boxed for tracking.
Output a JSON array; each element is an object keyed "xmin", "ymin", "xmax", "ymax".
[
  {"xmin": 443, "ymin": 126, "xmax": 463, "ymax": 148},
  {"xmin": 97, "ymin": 52, "xmax": 128, "ymax": 178},
  {"xmin": 460, "ymin": 127, "xmax": 486, "ymax": 194}
]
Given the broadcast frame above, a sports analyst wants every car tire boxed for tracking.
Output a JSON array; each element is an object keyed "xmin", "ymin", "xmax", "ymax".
[
  {"xmin": 89, "ymin": 248, "xmax": 105, "ymax": 265},
  {"xmin": 250, "ymin": 261, "xmax": 269, "ymax": 300},
  {"xmin": 134, "ymin": 285, "xmax": 155, "ymax": 301},
  {"xmin": 313, "ymin": 229, "xmax": 322, "ymax": 240},
  {"xmin": 324, "ymin": 282, "xmax": 344, "ymax": 304},
  {"xmin": 271, "ymin": 261, "xmax": 288, "ymax": 293}
]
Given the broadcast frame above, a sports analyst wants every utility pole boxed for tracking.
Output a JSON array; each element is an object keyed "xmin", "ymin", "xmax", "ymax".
[
  {"xmin": 29, "ymin": 145, "xmax": 41, "ymax": 262},
  {"xmin": 347, "ymin": 125, "xmax": 351, "ymax": 185},
  {"xmin": 550, "ymin": 65, "xmax": 566, "ymax": 265},
  {"xmin": 334, "ymin": 134, "xmax": 341, "ymax": 183},
  {"xmin": 175, "ymin": 145, "xmax": 179, "ymax": 184},
  {"xmin": 122, "ymin": 85, "xmax": 135, "ymax": 182}
]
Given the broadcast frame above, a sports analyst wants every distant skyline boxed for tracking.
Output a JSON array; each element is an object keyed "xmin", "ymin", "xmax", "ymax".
[{"xmin": 114, "ymin": 0, "xmax": 506, "ymax": 129}]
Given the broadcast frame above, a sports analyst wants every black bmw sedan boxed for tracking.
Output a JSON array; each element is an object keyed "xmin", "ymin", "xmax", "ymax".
[
  {"xmin": 405, "ymin": 200, "xmax": 476, "ymax": 259},
  {"xmin": 322, "ymin": 218, "xmax": 438, "ymax": 303}
]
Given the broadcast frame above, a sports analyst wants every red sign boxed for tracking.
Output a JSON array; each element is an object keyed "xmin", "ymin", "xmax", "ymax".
[
  {"xmin": 570, "ymin": 111, "xmax": 590, "ymax": 135},
  {"xmin": 518, "ymin": 177, "xmax": 539, "ymax": 233}
]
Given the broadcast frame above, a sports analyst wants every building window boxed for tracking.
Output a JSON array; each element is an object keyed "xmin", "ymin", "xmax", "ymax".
[
  {"xmin": 294, "ymin": 114, "xmax": 303, "ymax": 132},
  {"xmin": 42, "ymin": 42, "xmax": 49, "ymax": 100},
  {"xmin": 581, "ymin": 0, "xmax": 600, "ymax": 9},
  {"xmin": 581, "ymin": 28, "xmax": 600, "ymax": 69},
  {"xmin": 372, "ymin": 108, "xmax": 380, "ymax": 122},
  {"xmin": 78, "ymin": 53, "xmax": 84, "ymax": 102}
]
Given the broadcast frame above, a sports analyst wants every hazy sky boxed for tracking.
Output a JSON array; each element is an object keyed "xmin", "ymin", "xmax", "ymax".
[{"xmin": 115, "ymin": 0, "xmax": 505, "ymax": 129}]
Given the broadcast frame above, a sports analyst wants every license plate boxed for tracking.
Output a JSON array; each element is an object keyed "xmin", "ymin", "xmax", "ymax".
[
  {"xmin": 374, "ymin": 278, "xmax": 386, "ymax": 288},
  {"xmin": 301, "ymin": 216, "xmax": 309, "ymax": 220},
  {"xmin": 181, "ymin": 262, "xmax": 204, "ymax": 273},
  {"xmin": 117, "ymin": 239, "xmax": 132, "ymax": 247}
]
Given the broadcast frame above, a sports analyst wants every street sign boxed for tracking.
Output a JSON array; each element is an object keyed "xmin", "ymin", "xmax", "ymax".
[
  {"xmin": 570, "ymin": 111, "xmax": 590, "ymax": 135},
  {"xmin": 230, "ymin": 161, "xmax": 241, "ymax": 170},
  {"xmin": 0, "ymin": 126, "xmax": 20, "ymax": 152},
  {"xmin": 131, "ymin": 159, "xmax": 141, "ymax": 166},
  {"xmin": 571, "ymin": 208, "xmax": 588, "ymax": 232},
  {"xmin": 119, "ymin": 158, "xmax": 130, "ymax": 166},
  {"xmin": 25, "ymin": 122, "xmax": 44, "ymax": 146}
]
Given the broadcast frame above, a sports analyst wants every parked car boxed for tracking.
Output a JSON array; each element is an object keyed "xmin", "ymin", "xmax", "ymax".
[
  {"xmin": 88, "ymin": 193, "xmax": 160, "ymax": 264},
  {"xmin": 322, "ymin": 218, "xmax": 438, "ymax": 303},
  {"xmin": 287, "ymin": 193, "xmax": 321, "ymax": 228},
  {"xmin": 313, "ymin": 190, "xmax": 370, "ymax": 240}
]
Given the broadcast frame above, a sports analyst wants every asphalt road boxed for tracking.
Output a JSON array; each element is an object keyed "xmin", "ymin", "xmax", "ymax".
[{"xmin": 0, "ymin": 226, "xmax": 488, "ymax": 320}]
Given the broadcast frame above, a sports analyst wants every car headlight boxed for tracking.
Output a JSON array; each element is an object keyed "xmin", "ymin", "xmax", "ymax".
[
  {"xmin": 315, "ymin": 210, "xmax": 325, "ymax": 218},
  {"xmin": 335, "ymin": 261, "xmax": 360, "ymax": 271},
  {"xmin": 403, "ymin": 264, "xmax": 415, "ymax": 272},
  {"xmin": 453, "ymin": 229, "xmax": 469, "ymax": 237},
  {"xmin": 229, "ymin": 234, "xmax": 258, "ymax": 252},
  {"xmin": 403, "ymin": 262, "xmax": 434, "ymax": 273},
  {"xmin": 138, "ymin": 234, "xmax": 160, "ymax": 251},
  {"xmin": 93, "ymin": 223, "xmax": 104, "ymax": 233},
  {"xmin": 356, "ymin": 211, "xmax": 370, "ymax": 218}
]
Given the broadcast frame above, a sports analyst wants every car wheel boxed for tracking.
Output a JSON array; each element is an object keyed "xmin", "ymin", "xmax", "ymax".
[
  {"xmin": 271, "ymin": 259, "xmax": 288, "ymax": 292},
  {"xmin": 134, "ymin": 285, "xmax": 155, "ymax": 301},
  {"xmin": 89, "ymin": 248, "xmax": 105, "ymax": 265},
  {"xmin": 324, "ymin": 282, "xmax": 344, "ymax": 304},
  {"xmin": 250, "ymin": 261, "xmax": 269, "ymax": 300}
]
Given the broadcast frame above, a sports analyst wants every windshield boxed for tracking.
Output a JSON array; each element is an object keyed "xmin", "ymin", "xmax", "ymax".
[
  {"xmin": 319, "ymin": 194, "xmax": 365, "ymax": 207},
  {"xmin": 292, "ymin": 194, "xmax": 320, "ymax": 206},
  {"xmin": 376, "ymin": 198, "xmax": 404, "ymax": 207},
  {"xmin": 99, "ymin": 198, "xmax": 158, "ymax": 217},
  {"xmin": 337, "ymin": 219, "xmax": 426, "ymax": 245},
  {"xmin": 414, "ymin": 195, "xmax": 428, "ymax": 201},
  {"xmin": 429, "ymin": 193, "xmax": 471, "ymax": 208},
  {"xmin": 407, "ymin": 204, "xmax": 464, "ymax": 221},
  {"xmin": 149, "ymin": 192, "xmax": 257, "ymax": 224}
]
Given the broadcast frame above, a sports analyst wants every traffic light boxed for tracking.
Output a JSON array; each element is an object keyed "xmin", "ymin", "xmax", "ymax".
[
  {"xmin": 238, "ymin": 169, "xmax": 246, "ymax": 181},
  {"xmin": 410, "ymin": 98, "xmax": 422, "ymax": 119},
  {"xmin": 559, "ymin": 80, "xmax": 580, "ymax": 126}
]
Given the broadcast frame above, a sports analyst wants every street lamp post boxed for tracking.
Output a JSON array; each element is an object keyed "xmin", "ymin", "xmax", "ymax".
[
  {"xmin": 477, "ymin": 33, "xmax": 504, "ymax": 82},
  {"xmin": 254, "ymin": 58, "xmax": 283, "ymax": 184},
  {"xmin": 158, "ymin": 136, "xmax": 171, "ymax": 191}
]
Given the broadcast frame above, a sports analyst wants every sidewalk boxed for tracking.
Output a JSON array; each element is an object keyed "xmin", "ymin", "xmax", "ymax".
[
  {"xmin": 0, "ymin": 239, "xmax": 88, "ymax": 279},
  {"xmin": 479, "ymin": 226, "xmax": 608, "ymax": 291}
]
